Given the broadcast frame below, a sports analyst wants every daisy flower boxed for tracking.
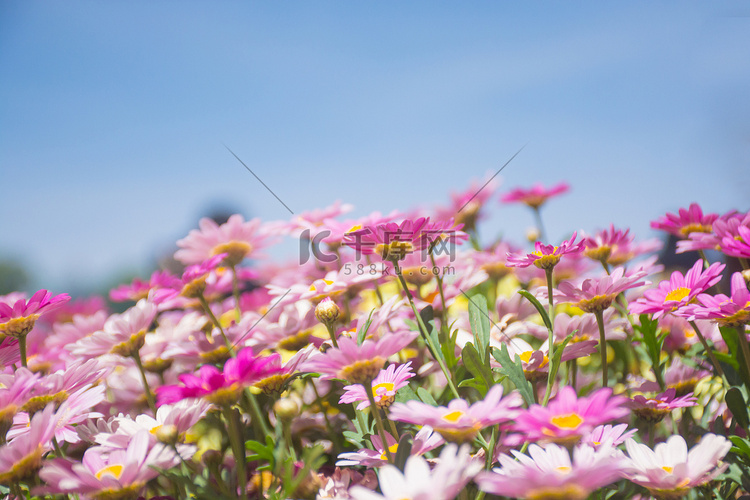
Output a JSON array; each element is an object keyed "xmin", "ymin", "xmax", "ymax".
[
  {"xmin": 583, "ymin": 225, "xmax": 660, "ymax": 267},
  {"xmin": 349, "ymin": 444, "xmax": 482, "ymax": 500},
  {"xmin": 302, "ymin": 332, "xmax": 417, "ymax": 384},
  {"xmin": 253, "ymin": 345, "xmax": 315, "ymax": 395},
  {"xmin": 627, "ymin": 388, "xmax": 697, "ymax": 423},
  {"xmin": 109, "ymin": 270, "xmax": 179, "ymax": 303},
  {"xmin": 582, "ymin": 423, "xmax": 637, "ymax": 450},
  {"xmin": 339, "ymin": 362, "xmax": 415, "ymax": 410},
  {"xmin": 475, "ymin": 442, "xmax": 623, "ymax": 500},
  {"xmin": 336, "ymin": 426, "xmax": 444, "ymax": 468},
  {"xmin": 550, "ymin": 267, "xmax": 648, "ymax": 314},
  {"xmin": 622, "ymin": 434, "xmax": 731, "ymax": 498},
  {"xmin": 651, "ymin": 203, "xmax": 719, "ymax": 238},
  {"xmin": 175, "ymin": 214, "xmax": 272, "ymax": 266},
  {"xmin": 388, "ymin": 384, "xmax": 522, "ymax": 443},
  {"xmin": 343, "ymin": 217, "xmax": 431, "ymax": 262},
  {"xmin": 629, "ymin": 260, "xmax": 725, "ymax": 319},
  {"xmin": 156, "ymin": 347, "xmax": 284, "ymax": 406},
  {"xmin": 0, "ymin": 404, "xmax": 58, "ymax": 485},
  {"xmin": 38, "ymin": 430, "xmax": 182, "ymax": 499},
  {"xmin": 513, "ymin": 386, "xmax": 629, "ymax": 444},
  {"xmin": 0, "ymin": 289, "xmax": 70, "ymax": 338},
  {"xmin": 435, "ymin": 176, "xmax": 500, "ymax": 232},
  {"xmin": 686, "ymin": 271, "xmax": 750, "ymax": 327},
  {"xmin": 506, "ymin": 232, "xmax": 584, "ymax": 271},
  {"xmin": 501, "ymin": 182, "xmax": 570, "ymax": 209}
]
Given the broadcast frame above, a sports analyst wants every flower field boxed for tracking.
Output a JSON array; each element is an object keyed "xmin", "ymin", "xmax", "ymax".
[{"xmin": 2, "ymin": 181, "xmax": 750, "ymax": 500}]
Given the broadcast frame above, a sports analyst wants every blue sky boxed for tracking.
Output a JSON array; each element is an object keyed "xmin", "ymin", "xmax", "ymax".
[{"xmin": 1, "ymin": 1, "xmax": 749, "ymax": 294}]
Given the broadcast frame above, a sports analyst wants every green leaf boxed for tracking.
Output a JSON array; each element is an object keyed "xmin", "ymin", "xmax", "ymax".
[
  {"xmin": 461, "ymin": 342, "xmax": 494, "ymax": 396},
  {"xmin": 726, "ymin": 387, "xmax": 750, "ymax": 430},
  {"xmin": 416, "ymin": 387, "xmax": 437, "ymax": 406},
  {"xmin": 457, "ymin": 377, "xmax": 487, "ymax": 392},
  {"xmin": 357, "ymin": 308, "xmax": 376, "ymax": 344},
  {"xmin": 394, "ymin": 382, "xmax": 420, "ymax": 404},
  {"xmin": 491, "ymin": 343, "xmax": 535, "ymax": 406},
  {"xmin": 468, "ymin": 293, "xmax": 491, "ymax": 363},
  {"xmin": 517, "ymin": 289, "xmax": 552, "ymax": 331},
  {"xmin": 547, "ymin": 332, "xmax": 574, "ymax": 389}
]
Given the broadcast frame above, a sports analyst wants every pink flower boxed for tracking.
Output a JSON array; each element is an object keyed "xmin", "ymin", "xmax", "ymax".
[
  {"xmin": 550, "ymin": 267, "xmax": 648, "ymax": 313},
  {"xmin": 175, "ymin": 214, "xmax": 273, "ymax": 266},
  {"xmin": 506, "ymin": 232, "xmax": 584, "ymax": 270},
  {"xmin": 0, "ymin": 404, "xmax": 58, "ymax": 485},
  {"xmin": 343, "ymin": 217, "xmax": 431, "ymax": 262},
  {"xmin": 435, "ymin": 176, "xmax": 500, "ymax": 231},
  {"xmin": 501, "ymin": 182, "xmax": 570, "ymax": 209},
  {"xmin": 622, "ymin": 434, "xmax": 731, "ymax": 497},
  {"xmin": 156, "ymin": 347, "xmax": 284, "ymax": 407},
  {"xmin": 340, "ymin": 362, "xmax": 415, "ymax": 410},
  {"xmin": 302, "ymin": 332, "xmax": 418, "ymax": 384},
  {"xmin": 109, "ymin": 270, "xmax": 179, "ymax": 303},
  {"xmin": 388, "ymin": 384, "xmax": 522, "ymax": 443},
  {"xmin": 0, "ymin": 290, "xmax": 70, "ymax": 338},
  {"xmin": 583, "ymin": 225, "xmax": 661, "ymax": 267},
  {"xmin": 476, "ymin": 442, "xmax": 623, "ymax": 500},
  {"xmin": 38, "ymin": 430, "xmax": 182, "ymax": 498},
  {"xmin": 651, "ymin": 203, "xmax": 719, "ymax": 238},
  {"xmin": 582, "ymin": 423, "xmax": 637, "ymax": 449},
  {"xmin": 336, "ymin": 426, "xmax": 444, "ymax": 468},
  {"xmin": 349, "ymin": 444, "xmax": 482, "ymax": 500},
  {"xmin": 627, "ymin": 388, "xmax": 697, "ymax": 423},
  {"xmin": 629, "ymin": 260, "xmax": 725, "ymax": 319},
  {"xmin": 513, "ymin": 386, "xmax": 629, "ymax": 444},
  {"xmin": 686, "ymin": 271, "xmax": 750, "ymax": 327}
]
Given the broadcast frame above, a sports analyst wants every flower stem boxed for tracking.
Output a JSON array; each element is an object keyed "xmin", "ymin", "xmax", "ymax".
[
  {"xmin": 689, "ymin": 320, "xmax": 726, "ymax": 382},
  {"xmin": 364, "ymin": 384, "xmax": 393, "ymax": 462},
  {"xmin": 429, "ymin": 252, "xmax": 450, "ymax": 337},
  {"xmin": 198, "ymin": 294, "xmax": 234, "ymax": 356},
  {"xmin": 541, "ymin": 267, "xmax": 556, "ymax": 406},
  {"xmin": 594, "ymin": 310, "xmax": 609, "ymax": 388},
  {"xmin": 132, "ymin": 350, "xmax": 156, "ymax": 414},
  {"xmin": 392, "ymin": 260, "xmax": 460, "ymax": 399},
  {"xmin": 324, "ymin": 323, "xmax": 339, "ymax": 348},
  {"xmin": 223, "ymin": 406, "xmax": 248, "ymax": 500},
  {"xmin": 532, "ymin": 206, "xmax": 547, "ymax": 244},
  {"xmin": 19, "ymin": 336, "xmax": 27, "ymax": 368},
  {"xmin": 245, "ymin": 389, "xmax": 271, "ymax": 437}
]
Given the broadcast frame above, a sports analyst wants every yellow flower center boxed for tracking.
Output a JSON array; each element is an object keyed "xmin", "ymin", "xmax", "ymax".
[
  {"xmin": 556, "ymin": 466, "xmax": 572, "ymax": 473},
  {"xmin": 379, "ymin": 443, "xmax": 399, "ymax": 461},
  {"xmin": 96, "ymin": 464, "xmax": 124, "ymax": 480},
  {"xmin": 211, "ymin": 241, "xmax": 252, "ymax": 267},
  {"xmin": 149, "ymin": 424, "xmax": 163, "ymax": 435},
  {"xmin": 550, "ymin": 413, "xmax": 584, "ymax": 430},
  {"xmin": 373, "ymin": 382, "xmax": 395, "ymax": 397},
  {"xmin": 664, "ymin": 287, "xmax": 690, "ymax": 303},
  {"xmin": 442, "ymin": 410, "xmax": 465, "ymax": 422},
  {"xmin": 662, "ymin": 466, "xmax": 674, "ymax": 474}
]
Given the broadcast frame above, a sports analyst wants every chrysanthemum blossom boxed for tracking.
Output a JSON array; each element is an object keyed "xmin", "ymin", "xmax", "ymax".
[
  {"xmin": 0, "ymin": 404, "xmax": 58, "ymax": 485},
  {"xmin": 629, "ymin": 260, "xmax": 725, "ymax": 319},
  {"xmin": 302, "ymin": 332, "xmax": 418, "ymax": 384},
  {"xmin": 582, "ymin": 423, "xmax": 637, "ymax": 450},
  {"xmin": 551, "ymin": 267, "xmax": 648, "ymax": 313},
  {"xmin": 336, "ymin": 426, "xmax": 444, "ymax": 468},
  {"xmin": 343, "ymin": 218, "xmax": 430, "ymax": 262},
  {"xmin": 513, "ymin": 386, "xmax": 629, "ymax": 444},
  {"xmin": 622, "ymin": 434, "xmax": 731, "ymax": 498},
  {"xmin": 475, "ymin": 442, "xmax": 623, "ymax": 500},
  {"xmin": 175, "ymin": 214, "xmax": 271, "ymax": 266},
  {"xmin": 506, "ymin": 232, "xmax": 583, "ymax": 271},
  {"xmin": 253, "ymin": 345, "xmax": 315, "ymax": 395},
  {"xmin": 340, "ymin": 362, "xmax": 415, "ymax": 410},
  {"xmin": 388, "ymin": 384, "xmax": 522, "ymax": 443},
  {"xmin": 38, "ymin": 430, "xmax": 181, "ymax": 499},
  {"xmin": 176, "ymin": 253, "xmax": 227, "ymax": 299},
  {"xmin": 156, "ymin": 348, "xmax": 284, "ymax": 406},
  {"xmin": 627, "ymin": 388, "xmax": 697, "ymax": 423},
  {"xmin": 651, "ymin": 203, "xmax": 719, "ymax": 238},
  {"xmin": 501, "ymin": 182, "xmax": 570, "ymax": 209},
  {"xmin": 349, "ymin": 444, "xmax": 482, "ymax": 500},
  {"xmin": 583, "ymin": 225, "xmax": 660, "ymax": 266},
  {"xmin": 0, "ymin": 290, "xmax": 70, "ymax": 338},
  {"xmin": 686, "ymin": 271, "xmax": 750, "ymax": 327}
]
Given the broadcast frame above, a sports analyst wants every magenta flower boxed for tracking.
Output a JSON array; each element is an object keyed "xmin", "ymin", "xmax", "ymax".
[
  {"xmin": 38, "ymin": 430, "xmax": 182, "ymax": 498},
  {"xmin": 629, "ymin": 260, "xmax": 725, "ymax": 319},
  {"xmin": 550, "ymin": 267, "xmax": 648, "ymax": 313},
  {"xmin": 582, "ymin": 423, "xmax": 637, "ymax": 450},
  {"xmin": 622, "ymin": 434, "xmax": 731, "ymax": 497},
  {"xmin": 501, "ymin": 182, "xmax": 570, "ymax": 209},
  {"xmin": 583, "ymin": 225, "xmax": 661, "ymax": 266},
  {"xmin": 506, "ymin": 232, "xmax": 584, "ymax": 271},
  {"xmin": 435, "ymin": 177, "xmax": 500, "ymax": 231},
  {"xmin": 686, "ymin": 271, "xmax": 750, "ymax": 327},
  {"xmin": 627, "ymin": 388, "xmax": 697, "ymax": 423},
  {"xmin": 0, "ymin": 404, "xmax": 58, "ymax": 485},
  {"xmin": 388, "ymin": 384, "xmax": 522, "ymax": 443},
  {"xmin": 513, "ymin": 386, "xmax": 629, "ymax": 444},
  {"xmin": 302, "ymin": 332, "xmax": 418, "ymax": 384},
  {"xmin": 110, "ymin": 270, "xmax": 179, "ymax": 303},
  {"xmin": 343, "ymin": 217, "xmax": 431, "ymax": 262},
  {"xmin": 339, "ymin": 362, "xmax": 415, "ymax": 410},
  {"xmin": 156, "ymin": 347, "xmax": 284, "ymax": 406},
  {"xmin": 0, "ymin": 290, "xmax": 70, "ymax": 338},
  {"xmin": 175, "ymin": 214, "xmax": 272, "ymax": 266},
  {"xmin": 651, "ymin": 203, "xmax": 719, "ymax": 238},
  {"xmin": 336, "ymin": 426, "xmax": 443, "ymax": 468},
  {"xmin": 476, "ymin": 442, "xmax": 623, "ymax": 500}
]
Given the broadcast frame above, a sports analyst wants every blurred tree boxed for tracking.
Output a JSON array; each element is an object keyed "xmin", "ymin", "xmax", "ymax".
[{"xmin": 0, "ymin": 258, "xmax": 29, "ymax": 294}]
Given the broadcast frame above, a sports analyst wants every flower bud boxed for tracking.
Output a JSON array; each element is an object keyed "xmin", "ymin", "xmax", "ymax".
[
  {"xmin": 315, "ymin": 298, "xmax": 340, "ymax": 327},
  {"xmin": 273, "ymin": 398, "xmax": 299, "ymax": 422}
]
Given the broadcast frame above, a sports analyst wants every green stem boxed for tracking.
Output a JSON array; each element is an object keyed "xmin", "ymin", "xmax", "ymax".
[
  {"xmin": 198, "ymin": 294, "xmax": 234, "ymax": 356},
  {"xmin": 429, "ymin": 252, "xmax": 450, "ymax": 337},
  {"xmin": 689, "ymin": 320, "xmax": 726, "ymax": 382},
  {"xmin": 246, "ymin": 390, "xmax": 271, "ymax": 437},
  {"xmin": 532, "ymin": 206, "xmax": 547, "ymax": 244},
  {"xmin": 52, "ymin": 437, "xmax": 66, "ymax": 458},
  {"xmin": 19, "ymin": 336, "xmax": 27, "ymax": 368},
  {"xmin": 132, "ymin": 350, "xmax": 156, "ymax": 414},
  {"xmin": 594, "ymin": 310, "xmax": 608, "ymax": 388},
  {"xmin": 393, "ymin": 260, "xmax": 460, "ymax": 399},
  {"xmin": 541, "ymin": 267, "xmax": 556, "ymax": 406},
  {"xmin": 365, "ymin": 384, "xmax": 393, "ymax": 462},
  {"xmin": 324, "ymin": 323, "xmax": 339, "ymax": 348},
  {"xmin": 223, "ymin": 406, "xmax": 248, "ymax": 500}
]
